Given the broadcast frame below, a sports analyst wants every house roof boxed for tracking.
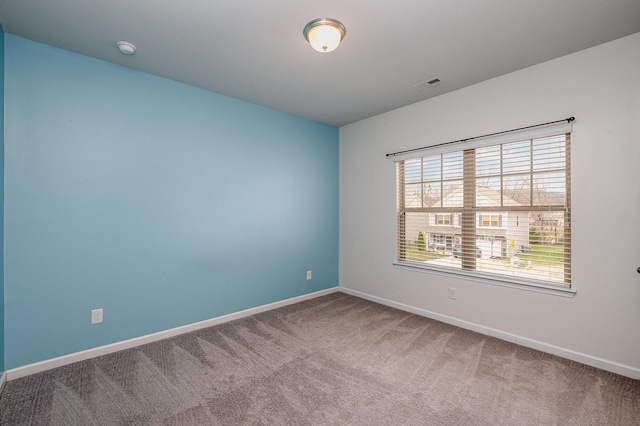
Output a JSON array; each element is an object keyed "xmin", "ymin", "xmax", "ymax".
[{"xmin": 438, "ymin": 186, "xmax": 522, "ymax": 208}]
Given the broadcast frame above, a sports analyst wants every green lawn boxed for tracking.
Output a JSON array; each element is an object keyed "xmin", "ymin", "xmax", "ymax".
[
  {"xmin": 405, "ymin": 246, "xmax": 448, "ymax": 262},
  {"xmin": 516, "ymin": 245, "xmax": 565, "ymax": 267}
]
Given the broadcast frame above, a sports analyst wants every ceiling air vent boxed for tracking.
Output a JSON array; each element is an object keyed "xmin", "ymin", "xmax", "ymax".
[{"xmin": 412, "ymin": 77, "xmax": 442, "ymax": 91}]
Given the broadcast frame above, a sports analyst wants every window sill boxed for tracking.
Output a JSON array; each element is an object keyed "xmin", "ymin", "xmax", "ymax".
[{"xmin": 392, "ymin": 261, "xmax": 576, "ymax": 298}]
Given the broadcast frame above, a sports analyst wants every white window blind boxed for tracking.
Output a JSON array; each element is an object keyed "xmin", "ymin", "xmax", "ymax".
[{"xmin": 394, "ymin": 121, "xmax": 572, "ymax": 289}]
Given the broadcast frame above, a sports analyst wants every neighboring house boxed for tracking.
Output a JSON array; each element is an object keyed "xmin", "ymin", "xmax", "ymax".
[{"xmin": 404, "ymin": 186, "xmax": 530, "ymax": 258}]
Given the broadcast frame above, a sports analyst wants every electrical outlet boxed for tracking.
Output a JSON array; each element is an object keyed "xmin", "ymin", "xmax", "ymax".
[
  {"xmin": 307, "ymin": 270, "xmax": 312, "ymax": 280},
  {"xmin": 448, "ymin": 287, "xmax": 457, "ymax": 300},
  {"xmin": 91, "ymin": 308, "xmax": 103, "ymax": 324}
]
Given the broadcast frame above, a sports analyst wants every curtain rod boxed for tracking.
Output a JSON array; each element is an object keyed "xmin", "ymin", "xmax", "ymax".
[{"xmin": 385, "ymin": 117, "xmax": 575, "ymax": 158}]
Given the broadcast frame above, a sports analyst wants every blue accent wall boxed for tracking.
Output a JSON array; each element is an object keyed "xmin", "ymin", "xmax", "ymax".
[
  {"xmin": 3, "ymin": 35, "xmax": 339, "ymax": 369},
  {"xmin": 0, "ymin": 25, "xmax": 5, "ymax": 373}
]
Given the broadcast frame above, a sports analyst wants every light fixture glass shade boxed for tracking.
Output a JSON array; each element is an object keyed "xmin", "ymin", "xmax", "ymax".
[{"xmin": 303, "ymin": 18, "xmax": 346, "ymax": 53}]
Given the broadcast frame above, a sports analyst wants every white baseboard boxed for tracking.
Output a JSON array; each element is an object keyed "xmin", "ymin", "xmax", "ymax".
[
  {"xmin": 340, "ymin": 286, "xmax": 640, "ymax": 380},
  {"xmin": 6, "ymin": 287, "xmax": 340, "ymax": 381},
  {"xmin": 0, "ymin": 371, "xmax": 6, "ymax": 393}
]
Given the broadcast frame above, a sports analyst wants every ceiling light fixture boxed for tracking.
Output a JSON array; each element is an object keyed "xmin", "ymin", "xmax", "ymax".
[
  {"xmin": 303, "ymin": 18, "xmax": 346, "ymax": 53},
  {"xmin": 116, "ymin": 41, "xmax": 136, "ymax": 55}
]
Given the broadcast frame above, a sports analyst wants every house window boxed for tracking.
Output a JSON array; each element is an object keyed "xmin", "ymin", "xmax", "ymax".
[
  {"xmin": 479, "ymin": 214, "xmax": 502, "ymax": 228},
  {"xmin": 435, "ymin": 214, "xmax": 452, "ymax": 225},
  {"xmin": 394, "ymin": 121, "xmax": 572, "ymax": 289}
]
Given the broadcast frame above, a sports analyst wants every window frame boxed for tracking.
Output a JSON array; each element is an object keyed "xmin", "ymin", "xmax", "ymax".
[{"xmin": 393, "ymin": 122, "xmax": 573, "ymax": 295}]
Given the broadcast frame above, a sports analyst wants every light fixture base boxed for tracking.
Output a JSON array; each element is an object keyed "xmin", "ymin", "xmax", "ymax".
[{"xmin": 116, "ymin": 41, "xmax": 136, "ymax": 55}]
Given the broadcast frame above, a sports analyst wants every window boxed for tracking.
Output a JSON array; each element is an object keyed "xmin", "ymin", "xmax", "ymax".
[
  {"xmin": 479, "ymin": 214, "xmax": 502, "ymax": 228},
  {"xmin": 395, "ymin": 122, "xmax": 571, "ymax": 288},
  {"xmin": 435, "ymin": 214, "xmax": 452, "ymax": 225}
]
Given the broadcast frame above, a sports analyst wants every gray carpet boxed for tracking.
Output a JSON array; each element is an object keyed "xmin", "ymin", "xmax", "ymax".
[{"xmin": 1, "ymin": 292, "xmax": 639, "ymax": 425}]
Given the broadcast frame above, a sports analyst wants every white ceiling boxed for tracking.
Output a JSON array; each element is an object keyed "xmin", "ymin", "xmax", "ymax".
[{"xmin": 1, "ymin": 0, "xmax": 639, "ymax": 127}]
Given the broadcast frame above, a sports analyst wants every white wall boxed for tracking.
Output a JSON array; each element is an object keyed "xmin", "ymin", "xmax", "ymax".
[{"xmin": 339, "ymin": 32, "xmax": 640, "ymax": 375}]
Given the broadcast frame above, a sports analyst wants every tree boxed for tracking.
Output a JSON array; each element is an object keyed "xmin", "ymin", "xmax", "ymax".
[
  {"xmin": 417, "ymin": 232, "xmax": 426, "ymax": 251},
  {"xmin": 529, "ymin": 225, "xmax": 541, "ymax": 245}
]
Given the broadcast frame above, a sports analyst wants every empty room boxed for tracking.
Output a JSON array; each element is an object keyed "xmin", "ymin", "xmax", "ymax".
[{"xmin": 0, "ymin": 1, "xmax": 639, "ymax": 424}]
